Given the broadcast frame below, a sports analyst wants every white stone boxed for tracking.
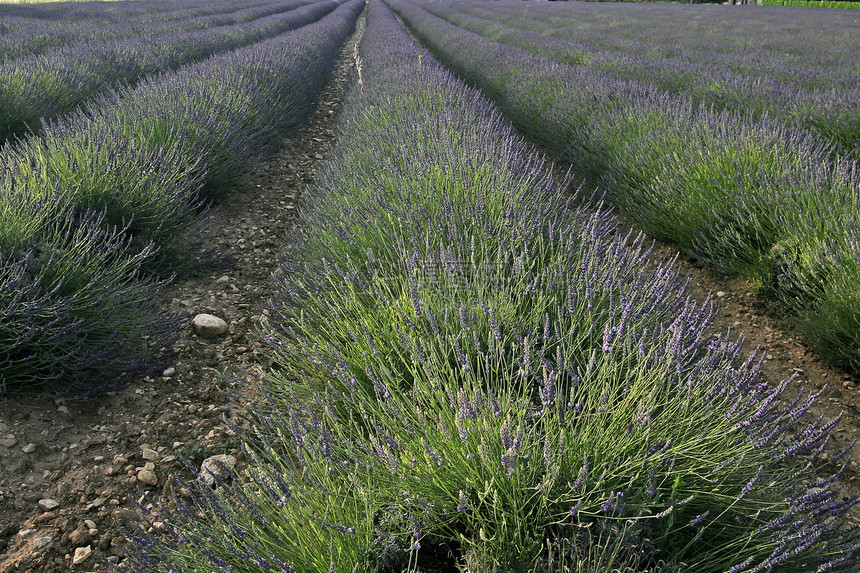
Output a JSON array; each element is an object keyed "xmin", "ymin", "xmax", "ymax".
[
  {"xmin": 38, "ymin": 498, "xmax": 59, "ymax": 512},
  {"xmin": 137, "ymin": 469, "xmax": 158, "ymax": 486},
  {"xmin": 191, "ymin": 314, "xmax": 228, "ymax": 338},
  {"xmin": 199, "ymin": 454, "xmax": 237, "ymax": 487},
  {"xmin": 32, "ymin": 536, "xmax": 52, "ymax": 549},
  {"xmin": 72, "ymin": 545, "xmax": 92, "ymax": 565}
]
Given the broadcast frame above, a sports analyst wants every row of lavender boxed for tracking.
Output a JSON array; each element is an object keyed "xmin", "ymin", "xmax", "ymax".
[
  {"xmin": 0, "ymin": 0, "xmax": 275, "ymax": 59},
  {"xmin": 421, "ymin": 0, "xmax": 860, "ymax": 157},
  {"xmin": 390, "ymin": 0, "xmax": 860, "ymax": 376},
  {"xmin": 0, "ymin": 0, "xmax": 363, "ymax": 397},
  {"xmin": 0, "ymin": 0, "xmax": 333, "ymax": 142},
  {"xmin": 449, "ymin": 0, "xmax": 858, "ymax": 84},
  {"xmin": 121, "ymin": 2, "xmax": 859, "ymax": 571}
]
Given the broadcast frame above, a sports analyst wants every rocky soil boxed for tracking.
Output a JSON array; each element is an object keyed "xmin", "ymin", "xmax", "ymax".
[{"xmin": 1, "ymin": 12, "xmax": 859, "ymax": 572}]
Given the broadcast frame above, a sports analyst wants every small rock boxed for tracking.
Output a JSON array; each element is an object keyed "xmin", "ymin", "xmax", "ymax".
[
  {"xmin": 84, "ymin": 520, "xmax": 97, "ymax": 530},
  {"xmin": 141, "ymin": 448, "xmax": 159, "ymax": 461},
  {"xmin": 69, "ymin": 526, "xmax": 92, "ymax": 548},
  {"xmin": 21, "ymin": 443, "xmax": 36, "ymax": 453},
  {"xmin": 137, "ymin": 469, "xmax": 158, "ymax": 487},
  {"xmin": 191, "ymin": 314, "xmax": 228, "ymax": 338},
  {"xmin": 716, "ymin": 291, "xmax": 726, "ymax": 298},
  {"xmin": 199, "ymin": 454, "xmax": 237, "ymax": 487},
  {"xmin": 32, "ymin": 536, "xmax": 52, "ymax": 550},
  {"xmin": 0, "ymin": 435, "xmax": 17, "ymax": 448},
  {"xmin": 73, "ymin": 545, "xmax": 93, "ymax": 565},
  {"xmin": 162, "ymin": 367, "xmax": 176, "ymax": 377},
  {"xmin": 86, "ymin": 497, "xmax": 106, "ymax": 511},
  {"xmin": 215, "ymin": 275, "xmax": 230, "ymax": 284},
  {"xmin": 38, "ymin": 499, "xmax": 59, "ymax": 512}
]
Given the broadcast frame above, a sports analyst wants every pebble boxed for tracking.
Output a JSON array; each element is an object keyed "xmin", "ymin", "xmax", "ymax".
[
  {"xmin": 137, "ymin": 469, "xmax": 158, "ymax": 486},
  {"xmin": 162, "ymin": 367, "xmax": 176, "ymax": 377},
  {"xmin": 38, "ymin": 498, "xmax": 59, "ymax": 512},
  {"xmin": 32, "ymin": 536, "xmax": 52, "ymax": 550},
  {"xmin": 199, "ymin": 454, "xmax": 237, "ymax": 487},
  {"xmin": 72, "ymin": 545, "xmax": 93, "ymax": 565},
  {"xmin": 716, "ymin": 291, "xmax": 726, "ymax": 298},
  {"xmin": 69, "ymin": 526, "xmax": 92, "ymax": 547},
  {"xmin": 191, "ymin": 314, "xmax": 229, "ymax": 338},
  {"xmin": 141, "ymin": 447, "xmax": 159, "ymax": 461},
  {"xmin": 21, "ymin": 442, "xmax": 36, "ymax": 453}
]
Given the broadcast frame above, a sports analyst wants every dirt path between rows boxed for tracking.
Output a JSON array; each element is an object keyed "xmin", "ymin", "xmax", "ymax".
[{"xmin": 1, "ymin": 10, "xmax": 858, "ymax": 572}]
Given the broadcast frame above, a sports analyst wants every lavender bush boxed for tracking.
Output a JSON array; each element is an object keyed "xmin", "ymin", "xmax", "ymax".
[
  {"xmin": 0, "ymin": 206, "xmax": 175, "ymax": 397},
  {"xmin": 2, "ymin": 0, "xmax": 361, "ymax": 274},
  {"xmin": 0, "ymin": 0, "xmax": 303, "ymax": 61},
  {"xmin": 121, "ymin": 1, "xmax": 860, "ymax": 571},
  {"xmin": 0, "ymin": 0, "xmax": 266, "ymax": 60},
  {"xmin": 0, "ymin": 0, "xmax": 362, "ymax": 395},
  {"xmin": 0, "ymin": 0, "xmax": 336, "ymax": 142},
  {"xmin": 388, "ymin": 0, "xmax": 860, "ymax": 375}
]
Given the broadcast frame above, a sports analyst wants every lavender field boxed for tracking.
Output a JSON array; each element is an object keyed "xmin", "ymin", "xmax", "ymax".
[
  {"xmin": 120, "ymin": 1, "xmax": 859, "ymax": 572},
  {"xmin": 2, "ymin": 0, "xmax": 860, "ymax": 571}
]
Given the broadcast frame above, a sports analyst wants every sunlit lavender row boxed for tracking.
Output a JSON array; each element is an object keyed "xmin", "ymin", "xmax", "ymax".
[
  {"xmin": 0, "ymin": 0, "xmax": 335, "ymax": 142},
  {"xmin": 421, "ymin": 0, "xmax": 860, "ymax": 155},
  {"xmin": 120, "ymin": 1, "xmax": 859, "ymax": 571},
  {"xmin": 389, "ymin": 0, "xmax": 860, "ymax": 376},
  {"xmin": 0, "ymin": 0, "xmax": 362, "ymax": 397}
]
